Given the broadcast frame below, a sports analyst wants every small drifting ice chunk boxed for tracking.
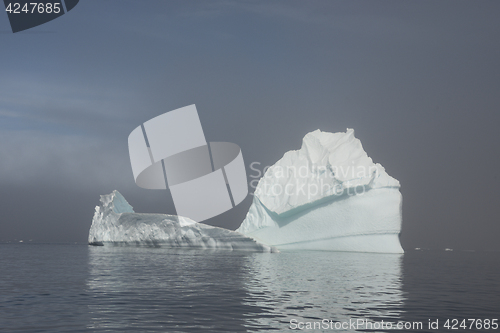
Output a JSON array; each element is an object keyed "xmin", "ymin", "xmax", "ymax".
[{"xmin": 88, "ymin": 191, "xmax": 277, "ymax": 252}]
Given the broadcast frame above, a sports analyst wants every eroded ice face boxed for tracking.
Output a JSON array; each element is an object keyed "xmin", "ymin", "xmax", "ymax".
[{"xmin": 254, "ymin": 129, "xmax": 400, "ymax": 216}]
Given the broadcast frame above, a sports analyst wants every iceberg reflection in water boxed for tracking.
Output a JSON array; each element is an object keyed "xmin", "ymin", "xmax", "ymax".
[
  {"xmin": 2, "ymin": 245, "xmax": 498, "ymax": 332},
  {"xmin": 241, "ymin": 251, "xmax": 404, "ymax": 330},
  {"xmin": 86, "ymin": 248, "xmax": 403, "ymax": 332}
]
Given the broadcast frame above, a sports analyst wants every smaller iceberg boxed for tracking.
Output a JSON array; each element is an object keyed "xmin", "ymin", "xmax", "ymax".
[{"xmin": 88, "ymin": 191, "xmax": 276, "ymax": 252}]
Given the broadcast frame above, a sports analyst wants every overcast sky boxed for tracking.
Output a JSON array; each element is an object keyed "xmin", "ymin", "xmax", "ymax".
[{"xmin": 1, "ymin": 0, "xmax": 499, "ymax": 250}]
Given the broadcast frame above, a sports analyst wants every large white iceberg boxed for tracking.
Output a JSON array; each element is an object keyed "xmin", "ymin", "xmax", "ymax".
[
  {"xmin": 88, "ymin": 190, "xmax": 276, "ymax": 252},
  {"xmin": 236, "ymin": 129, "xmax": 404, "ymax": 253}
]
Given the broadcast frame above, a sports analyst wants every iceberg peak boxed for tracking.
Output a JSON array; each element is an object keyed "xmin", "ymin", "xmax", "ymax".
[
  {"xmin": 101, "ymin": 190, "xmax": 134, "ymax": 214},
  {"xmin": 253, "ymin": 128, "xmax": 400, "ymax": 216}
]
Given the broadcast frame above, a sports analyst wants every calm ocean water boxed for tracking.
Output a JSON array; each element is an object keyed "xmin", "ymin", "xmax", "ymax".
[{"xmin": 0, "ymin": 244, "xmax": 499, "ymax": 332}]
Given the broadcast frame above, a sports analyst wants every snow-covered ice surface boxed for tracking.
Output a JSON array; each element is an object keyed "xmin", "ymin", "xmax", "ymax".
[
  {"xmin": 88, "ymin": 191, "xmax": 276, "ymax": 252},
  {"xmin": 236, "ymin": 129, "xmax": 404, "ymax": 253}
]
